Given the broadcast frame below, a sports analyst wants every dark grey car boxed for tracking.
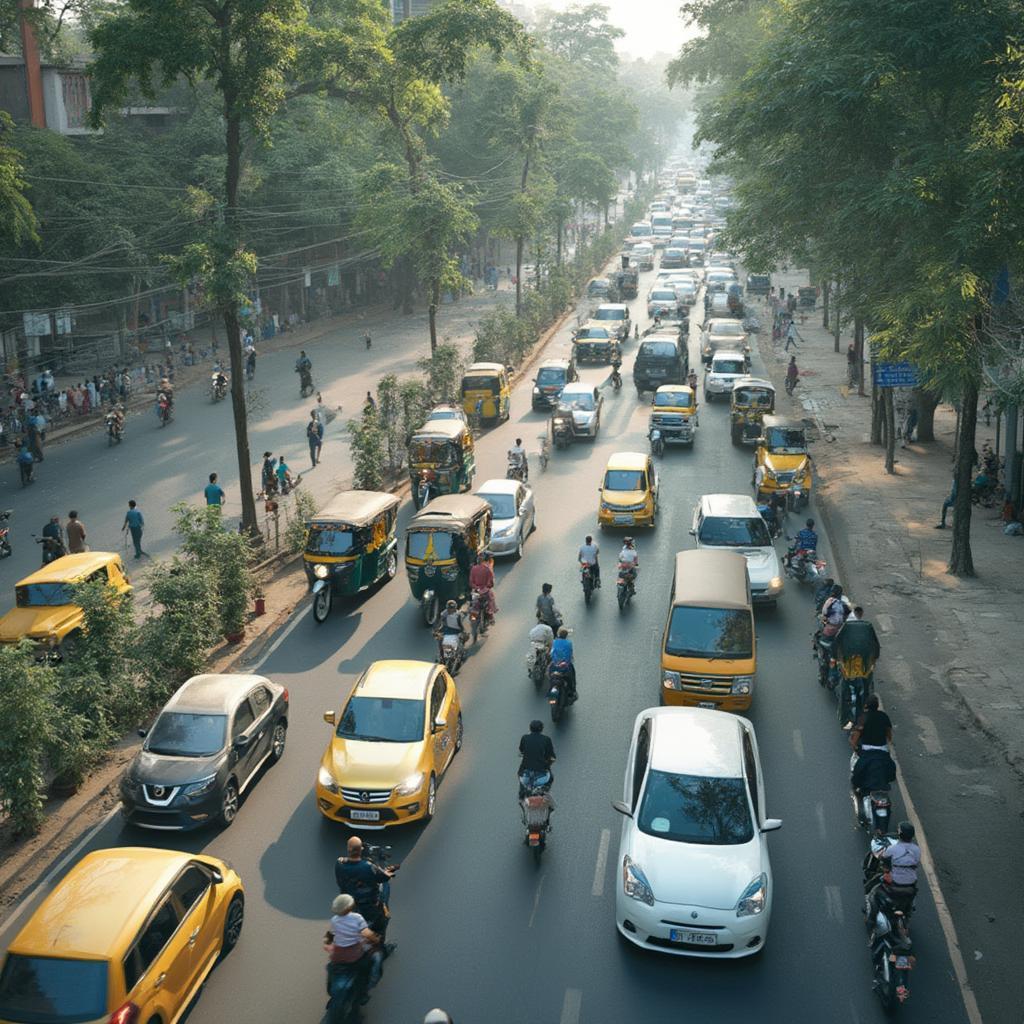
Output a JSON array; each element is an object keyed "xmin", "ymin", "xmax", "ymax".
[{"xmin": 120, "ymin": 673, "xmax": 288, "ymax": 830}]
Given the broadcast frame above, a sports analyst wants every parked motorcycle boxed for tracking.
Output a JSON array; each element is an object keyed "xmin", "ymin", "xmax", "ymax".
[
  {"xmin": 0, "ymin": 510, "xmax": 12, "ymax": 559},
  {"xmin": 580, "ymin": 562, "xmax": 596, "ymax": 605},
  {"xmin": 468, "ymin": 589, "xmax": 494, "ymax": 643},
  {"xmin": 435, "ymin": 630, "xmax": 465, "ymax": 676},
  {"xmin": 863, "ymin": 835, "xmax": 916, "ymax": 1011},
  {"xmin": 616, "ymin": 564, "xmax": 637, "ymax": 611},
  {"xmin": 783, "ymin": 541, "xmax": 826, "ymax": 583},
  {"xmin": 527, "ymin": 640, "xmax": 549, "ymax": 687},
  {"xmin": 518, "ymin": 769, "xmax": 554, "ymax": 863},
  {"xmin": 547, "ymin": 661, "xmax": 573, "ymax": 723}
]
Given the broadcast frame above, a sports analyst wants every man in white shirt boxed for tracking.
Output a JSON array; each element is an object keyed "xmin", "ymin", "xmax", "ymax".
[
  {"xmin": 618, "ymin": 536, "xmax": 639, "ymax": 591},
  {"xmin": 508, "ymin": 437, "xmax": 528, "ymax": 480},
  {"xmin": 577, "ymin": 534, "xmax": 600, "ymax": 587}
]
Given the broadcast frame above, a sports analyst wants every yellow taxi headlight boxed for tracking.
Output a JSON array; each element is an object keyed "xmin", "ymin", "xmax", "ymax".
[
  {"xmin": 395, "ymin": 771, "xmax": 425, "ymax": 796},
  {"xmin": 317, "ymin": 765, "xmax": 341, "ymax": 794}
]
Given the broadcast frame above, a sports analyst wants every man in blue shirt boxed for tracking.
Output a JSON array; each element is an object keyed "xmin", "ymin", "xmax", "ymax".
[
  {"xmin": 795, "ymin": 517, "xmax": 818, "ymax": 551},
  {"xmin": 204, "ymin": 472, "xmax": 225, "ymax": 508},
  {"xmin": 122, "ymin": 499, "xmax": 145, "ymax": 559},
  {"xmin": 550, "ymin": 626, "xmax": 577, "ymax": 703}
]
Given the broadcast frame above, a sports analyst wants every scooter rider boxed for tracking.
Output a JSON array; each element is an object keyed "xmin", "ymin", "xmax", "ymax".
[
  {"xmin": 578, "ymin": 534, "xmax": 600, "ymax": 587},
  {"xmin": 550, "ymin": 626, "xmax": 577, "ymax": 703},
  {"xmin": 335, "ymin": 836, "xmax": 397, "ymax": 945},
  {"xmin": 518, "ymin": 719, "xmax": 555, "ymax": 796}
]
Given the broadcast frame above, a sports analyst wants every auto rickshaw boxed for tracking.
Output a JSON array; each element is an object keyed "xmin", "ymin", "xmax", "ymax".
[
  {"xmin": 754, "ymin": 415, "xmax": 812, "ymax": 509},
  {"xmin": 730, "ymin": 377, "xmax": 775, "ymax": 445},
  {"xmin": 405, "ymin": 494, "xmax": 493, "ymax": 626},
  {"xmin": 408, "ymin": 418, "xmax": 475, "ymax": 509},
  {"xmin": 649, "ymin": 385, "xmax": 698, "ymax": 453},
  {"xmin": 461, "ymin": 362, "xmax": 511, "ymax": 425},
  {"xmin": 303, "ymin": 490, "xmax": 401, "ymax": 623}
]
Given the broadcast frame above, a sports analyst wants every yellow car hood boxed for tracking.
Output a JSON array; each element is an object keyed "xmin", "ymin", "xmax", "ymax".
[
  {"xmin": 325, "ymin": 738, "xmax": 424, "ymax": 788},
  {"xmin": 602, "ymin": 489, "xmax": 648, "ymax": 508},
  {"xmin": 0, "ymin": 606, "xmax": 77, "ymax": 643},
  {"xmin": 765, "ymin": 452, "xmax": 809, "ymax": 473}
]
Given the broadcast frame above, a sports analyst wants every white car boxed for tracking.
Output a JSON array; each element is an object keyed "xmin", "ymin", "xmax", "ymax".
[
  {"xmin": 476, "ymin": 479, "xmax": 535, "ymax": 560},
  {"xmin": 557, "ymin": 382, "xmax": 603, "ymax": 438},
  {"xmin": 613, "ymin": 707, "xmax": 781, "ymax": 958},
  {"xmin": 704, "ymin": 350, "xmax": 748, "ymax": 399},
  {"xmin": 691, "ymin": 493, "xmax": 783, "ymax": 603}
]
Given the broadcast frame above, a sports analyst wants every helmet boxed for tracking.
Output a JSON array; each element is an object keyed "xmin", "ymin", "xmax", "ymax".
[
  {"xmin": 805, "ymin": 518, "xmax": 815, "ymax": 529},
  {"xmin": 424, "ymin": 1012, "xmax": 453, "ymax": 1024},
  {"xmin": 529, "ymin": 719, "xmax": 544, "ymax": 733},
  {"xmin": 898, "ymin": 821, "xmax": 916, "ymax": 842}
]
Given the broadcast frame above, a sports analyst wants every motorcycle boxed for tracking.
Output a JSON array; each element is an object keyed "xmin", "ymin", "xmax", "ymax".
[
  {"xmin": 851, "ymin": 748, "xmax": 896, "ymax": 835},
  {"xmin": 156, "ymin": 393, "xmax": 173, "ymax": 427},
  {"xmin": 518, "ymin": 769, "xmax": 554, "ymax": 864},
  {"xmin": 547, "ymin": 661, "xmax": 573, "ymax": 723},
  {"xmin": 105, "ymin": 412, "xmax": 123, "ymax": 446},
  {"xmin": 468, "ymin": 589, "xmax": 494, "ymax": 643},
  {"xmin": 34, "ymin": 534, "xmax": 66, "ymax": 565},
  {"xmin": 435, "ymin": 630, "xmax": 465, "ymax": 676},
  {"xmin": 580, "ymin": 562, "xmax": 596, "ymax": 605},
  {"xmin": 610, "ymin": 364, "xmax": 623, "ymax": 392},
  {"xmin": 863, "ymin": 835, "xmax": 916, "ymax": 1011},
  {"xmin": 527, "ymin": 641, "xmax": 550, "ymax": 687},
  {"xmin": 649, "ymin": 428, "xmax": 664, "ymax": 457},
  {"xmin": 416, "ymin": 473, "xmax": 438, "ymax": 510},
  {"xmin": 210, "ymin": 373, "xmax": 229, "ymax": 402},
  {"xmin": 783, "ymin": 541, "xmax": 826, "ymax": 583},
  {"xmin": 537, "ymin": 434, "xmax": 551, "ymax": 471},
  {"xmin": 298, "ymin": 366, "xmax": 314, "ymax": 398},
  {"xmin": 551, "ymin": 413, "xmax": 573, "ymax": 450},
  {"xmin": 0, "ymin": 510, "xmax": 12, "ymax": 559},
  {"xmin": 506, "ymin": 452, "xmax": 527, "ymax": 482},
  {"xmin": 616, "ymin": 564, "xmax": 637, "ymax": 611}
]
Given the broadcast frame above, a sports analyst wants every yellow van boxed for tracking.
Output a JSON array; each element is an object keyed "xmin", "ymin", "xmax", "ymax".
[
  {"xmin": 598, "ymin": 451, "xmax": 659, "ymax": 528},
  {"xmin": 461, "ymin": 362, "xmax": 510, "ymax": 424},
  {"xmin": 0, "ymin": 847, "xmax": 244, "ymax": 1024},
  {"xmin": 661, "ymin": 550, "xmax": 756, "ymax": 711}
]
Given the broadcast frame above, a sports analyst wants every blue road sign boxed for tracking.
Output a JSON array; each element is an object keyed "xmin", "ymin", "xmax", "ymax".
[{"xmin": 873, "ymin": 361, "xmax": 919, "ymax": 388}]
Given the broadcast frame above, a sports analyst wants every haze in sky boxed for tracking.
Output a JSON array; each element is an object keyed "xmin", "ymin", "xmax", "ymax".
[{"xmin": 533, "ymin": 0, "xmax": 696, "ymax": 59}]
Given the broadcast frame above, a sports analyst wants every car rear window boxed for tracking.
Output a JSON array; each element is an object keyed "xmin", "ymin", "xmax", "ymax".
[
  {"xmin": 711, "ymin": 322, "xmax": 745, "ymax": 336},
  {"xmin": 650, "ymin": 290, "xmax": 677, "ymax": 301},
  {"xmin": 713, "ymin": 359, "xmax": 746, "ymax": 375},
  {"xmin": 0, "ymin": 955, "xmax": 108, "ymax": 1024},
  {"xmin": 593, "ymin": 308, "xmax": 626, "ymax": 321},
  {"xmin": 639, "ymin": 771, "xmax": 753, "ymax": 845},
  {"xmin": 639, "ymin": 342, "xmax": 678, "ymax": 359},
  {"xmin": 461, "ymin": 375, "xmax": 499, "ymax": 393}
]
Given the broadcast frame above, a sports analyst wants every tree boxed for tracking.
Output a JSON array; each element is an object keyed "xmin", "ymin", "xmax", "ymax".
[
  {"xmin": 0, "ymin": 112, "xmax": 37, "ymax": 247},
  {"xmin": 88, "ymin": 0, "xmax": 308, "ymax": 538},
  {"xmin": 538, "ymin": 3, "xmax": 623, "ymax": 72},
  {"xmin": 348, "ymin": 406, "xmax": 386, "ymax": 490}
]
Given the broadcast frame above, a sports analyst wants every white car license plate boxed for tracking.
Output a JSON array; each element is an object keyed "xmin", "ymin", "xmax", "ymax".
[
  {"xmin": 698, "ymin": 701, "xmax": 718, "ymax": 709},
  {"xmin": 349, "ymin": 809, "xmax": 380, "ymax": 821},
  {"xmin": 670, "ymin": 929, "xmax": 717, "ymax": 946},
  {"xmin": 614, "ymin": 515, "xmax": 634, "ymax": 524}
]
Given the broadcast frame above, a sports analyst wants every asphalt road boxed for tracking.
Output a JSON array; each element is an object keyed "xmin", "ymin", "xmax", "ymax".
[{"xmin": 0, "ymin": 275, "xmax": 982, "ymax": 1024}]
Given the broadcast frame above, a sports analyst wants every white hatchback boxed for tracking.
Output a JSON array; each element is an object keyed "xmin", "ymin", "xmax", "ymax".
[{"xmin": 613, "ymin": 707, "xmax": 781, "ymax": 958}]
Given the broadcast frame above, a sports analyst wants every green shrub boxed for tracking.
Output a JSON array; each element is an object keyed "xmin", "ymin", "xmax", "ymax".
[
  {"xmin": 417, "ymin": 343, "xmax": 465, "ymax": 404},
  {"xmin": 348, "ymin": 407, "xmax": 387, "ymax": 490},
  {"xmin": 284, "ymin": 487, "xmax": 318, "ymax": 553}
]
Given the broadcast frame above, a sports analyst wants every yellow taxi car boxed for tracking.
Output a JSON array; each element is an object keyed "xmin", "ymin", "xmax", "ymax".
[
  {"xmin": 754, "ymin": 415, "xmax": 813, "ymax": 510},
  {"xmin": 598, "ymin": 451, "xmax": 659, "ymax": 528},
  {"xmin": 316, "ymin": 660, "xmax": 462, "ymax": 828},
  {"xmin": 0, "ymin": 552, "xmax": 131, "ymax": 658},
  {"xmin": 0, "ymin": 847, "xmax": 243, "ymax": 1024}
]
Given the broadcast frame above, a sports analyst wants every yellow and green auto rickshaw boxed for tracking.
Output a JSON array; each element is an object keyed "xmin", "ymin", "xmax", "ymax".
[
  {"xmin": 303, "ymin": 491, "xmax": 401, "ymax": 623},
  {"xmin": 754, "ymin": 415, "xmax": 813, "ymax": 509},
  {"xmin": 461, "ymin": 362, "xmax": 511, "ymax": 425},
  {"xmin": 408, "ymin": 418, "xmax": 476, "ymax": 509},
  {"xmin": 730, "ymin": 376, "xmax": 776, "ymax": 445},
  {"xmin": 405, "ymin": 494, "xmax": 492, "ymax": 626}
]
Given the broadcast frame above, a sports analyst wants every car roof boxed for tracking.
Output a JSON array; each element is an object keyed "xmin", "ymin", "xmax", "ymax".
[
  {"xmin": 166, "ymin": 673, "xmax": 275, "ymax": 714},
  {"xmin": 9, "ymin": 848, "xmax": 203, "ymax": 959},
  {"xmin": 561, "ymin": 382, "xmax": 594, "ymax": 395},
  {"xmin": 707, "ymin": 318, "xmax": 743, "ymax": 328},
  {"xmin": 355, "ymin": 660, "xmax": 435, "ymax": 700},
  {"xmin": 644, "ymin": 707, "xmax": 745, "ymax": 777},
  {"xmin": 605, "ymin": 451, "xmax": 648, "ymax": 471},
  {"xmin": 314, "ymin": 490, "xmax": 399, "ymax": 527},
  {"xmin": 409, "ymin": 494, "xmax": 490, "ymax": 530},
  {"xmin": 596, "ymin": 303, "xmax": 628, "ymax": 313},
  {"xmin": 16, "ymin": 552, "xmax": 122, "ymax": 587},
  {"xmin": 538, "ymin": 358, "xmax": 570, "ymax": 369},
  {"xmin": 672, "ymin": 550, "xmax": 750, "ymax": 610},
  {"xmin": 699, "ymin": 493, "xmax": 760, "ymax": 518},
  {"xmin": 711, "ymin": 350, "xmax": 747, "ymax": 362},
  {"xmin": 465, "ymin": 362, "xmax": 505, "ymax": 374},
  {"xmin": 476, "ymin": 479, "xmax": 520, "ymax": 497},
  {"xmin": 763, "ymin": 415, "xmax": 804, "ymax": 429}
]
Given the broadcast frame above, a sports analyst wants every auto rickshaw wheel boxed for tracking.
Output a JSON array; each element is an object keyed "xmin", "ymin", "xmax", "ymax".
[
  {"xmin": 422, "ymin": 593, "xmax": 440, "ymax": 628},
  {"xmin": 385, "ymin": 550, "xmax": 398, "ymax": 579},
  {"xmin": 312, "ymin": 586, "xmax": 332, "ymax": 624}
]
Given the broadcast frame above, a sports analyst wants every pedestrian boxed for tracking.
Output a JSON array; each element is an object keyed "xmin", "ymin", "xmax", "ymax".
[
  {"xmin": 935, "ymin": 476, "xmax": 957, "ymax": 529},
  {"xmin": 364, "ymin": 391, "xmax": 376, "ymax": 413},
  {"xmin": 784, "ymin": 320, "xmax": 800, "ymax": 351},
  {"xmin": 122, "ymin": 499, "xmax": 145, "ymax": 559},
  {"xmin": 901, "ymin": 406, "xmax": 918, "ymax": 449},
  {"xmin": 364, "ymin": 331, "xmax": 372, "ymax": 350},
  {"xmin": 16, "ymin": 443, "xmax": 33, "ymax": 485},
  {"xmin": 204, "ymin": 472, "xmax": 225, "ymax": 508},
  {"xmin": 58, "ymin": 389, "xmax": 68, "ymax": 415},
  {"xmin": 307, "ymin": 410, "xmax": 324, "ymax": 467},
  {"xmin": 260, "ymin": 452, "xmax": 276, "ymax": 497},
  {"xmin": 846, "ymin": 343, "xmax": 858, "ymax": 386},
  {"xmin": 66, "ymin": 510, "xmax": 87, "ymax": 553}
]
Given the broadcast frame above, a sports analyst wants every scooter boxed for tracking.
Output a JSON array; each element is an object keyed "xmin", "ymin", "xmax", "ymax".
[
  {"xmin": 518, "ymin": 769, "xmax": 554, "ymax": 864},
  {"xmin": 850, "ymin": 748, "xmax": 896, "ymax": 836},
  {"xmin": 863, "ymin": 836, "xmax": 916, "ymax": 1011},
  {"xmin": 0, "ymin": 510, "xmax": 12, "ymax": 559}
]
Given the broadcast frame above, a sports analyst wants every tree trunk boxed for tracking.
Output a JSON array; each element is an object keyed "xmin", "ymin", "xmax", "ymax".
[
  {"xmin": 870, "ymin": 357, "xmax": 884, "ymax": 445},
  {"xmin": 515, "ymin": 235, "xmax": 524, "ymax": 315},
  {"xmin": 822, "ymin": 280, "xmax": 830, "ymax": 329},
  {"xmin": 833, "ymin": 285, "xmax": 841, "ymax": 354},
  {"xmin": 428, "ymin": 278, "xmax": 439, "ymax": 354},
  {"xmin": 402, "ymin": 259, "xmax": 414, "ymax": 315},
  {"xmin": 854, "ymin": 317, "xmax": 865, "ymax": 396},
  {"xmin": 948, "ymin": 377, "xmax": 979, "ymax": 576},
  {"xmin": 883, "ymin": 387, "xmax": 896, "ymax": 473},
  {"xmin": 556, "ymin": 216, "xmax": 563, "ymax": 266},
  {"xmin": 915, "ymin": 388, "xmax": 940, "ymax": 442}
]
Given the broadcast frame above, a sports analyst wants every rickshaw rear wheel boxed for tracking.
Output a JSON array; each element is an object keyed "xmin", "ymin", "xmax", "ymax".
[
  {"xmin": 422, "ymin": 593, "xmax": 440, "ymax": 627},
  {"xmin": 312, "ymin": 587, "xmax": 332, "ymax": 624},
  {"xmin": 385, "ymin": 550, "xmax": 398, "ymax": 579}
]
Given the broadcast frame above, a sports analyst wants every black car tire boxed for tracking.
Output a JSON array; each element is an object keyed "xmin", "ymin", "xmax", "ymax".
[
  {"xmin": 270, "ymin": 719, "xmax": 287, "ymax": 763},
  {"xmin": 219, "ymin": 780, "xmax": 240, "ymax": 828},
  {"xmin": 514, "ymin": 532, "xmax": 524, "ymax": 561},
  {"xmin": 455, "ymin": 713, "xmax": 464, "ymax": 752},
  {"xmin": 424, "ymin": 774, "xmax": 437, "ymax": 821},
  {"xmin": 221, "ymin": 893, "xmax": 245, "ymax": 956}
]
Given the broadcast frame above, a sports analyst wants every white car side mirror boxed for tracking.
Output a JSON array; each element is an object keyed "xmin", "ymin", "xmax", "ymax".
[{"xmin": 761, "ymin": 818, "xmax": 783, "ymax": 833}]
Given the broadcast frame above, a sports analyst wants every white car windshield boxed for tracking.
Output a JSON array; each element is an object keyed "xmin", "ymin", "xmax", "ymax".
[{"xmin": 639, "ymin": 771, "xmax": 754, "ymax": 845}]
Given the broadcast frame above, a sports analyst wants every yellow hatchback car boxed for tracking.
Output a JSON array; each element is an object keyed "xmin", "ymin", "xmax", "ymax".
[
  {"xmin": 598, "ymin": 451, "xmax": 659, "ymax": 528},
  {"xmin": 0, "ymin": 552, "xmax": 131, "ymax": 658},
  {"xmin": 316, "ymin": 660, "xmax": 462, "ymax": 828},
  {"xmin": 0, "ymin": 847, "xmax": 243, "ymax": 1024}
]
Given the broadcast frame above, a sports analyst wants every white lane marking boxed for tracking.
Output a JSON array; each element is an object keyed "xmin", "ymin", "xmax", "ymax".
[
  {"xmin": 592, "ymin": 829, "xmax": 611, "ymax": 897},
  {"xmin": 815, "ymin": 801, "xmax": 827, "ymax": 841},
  {"xmin": 250, "ymin": 603, "xmax": 308, "ymax": 670},
  {"xmin": 560, "ymin": 988, "xmax": 582, "ymax": 1024},
  {"xmin": 914, "ymin": 714, "xmax": 944, "ymax": 755},
  {"xmin": 824, "ymin": 885, "xmax": 844, "ymax": 925},
  {"xmin": 792, "ymin": 728, "xmax": 804, "ymax": 760},
  {"xmin": 886, "ymin": 657, "xmax": 913, "ymax": 695},
  {"xmin": 528, "ymin": 873, "xmax": 546, "ymax": 929},
  {"xmin": 0, "ymin": 803, "xmax": 120, "ymax": 934}
]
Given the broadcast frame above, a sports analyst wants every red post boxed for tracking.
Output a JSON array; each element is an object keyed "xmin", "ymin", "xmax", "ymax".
[{"xmin": 18, "ymin": 0, "xmax": 46, "ymax": 128}]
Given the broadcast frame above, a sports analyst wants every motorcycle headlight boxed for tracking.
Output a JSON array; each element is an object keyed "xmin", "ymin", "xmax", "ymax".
[
  {"xmin": 183, "ymin": 774, "xmax": 218, "ymax": 798},
  {"xmin": 731, "ymin": 675, "xmax": 752, "ymax": 695},
  {"xmin": 736, "ymin": 873, "xmax": 767, "ymax": 917},
  {"xmin": 394, "ymin": 771, "xmax": 425, "ymax": 796},
  {"xmin": 662, "ymin": 670, "xmax": 682, "ymax": 691},
  {"xmin": 313, "ymin": 563, "xmax": 329, "ymax": 580},
  {"xmin": 622, "ymin": 855, "xmax": 655, "ymax": 906},
  {"xmin": 317, "ymin": 766, "xmax": 341, "ymax": 794}
]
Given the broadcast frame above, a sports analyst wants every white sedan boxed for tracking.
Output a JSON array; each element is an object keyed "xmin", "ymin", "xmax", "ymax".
[{"xmin": 613, "ymin": 707, "xmax": 781, "ymax": 958}]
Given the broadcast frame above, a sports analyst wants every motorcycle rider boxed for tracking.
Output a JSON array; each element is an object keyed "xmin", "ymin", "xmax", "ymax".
[
  {"xmin": 820, "ymin": 583, "xmax": 850, "ymax": 637},
  {"xmin": 618, "ymin": 536, "xmax": 639, "ymax": 593},
  {"xmin": 850, "ymin": 694, "xmax": 892, "ymax": 752},
  {"xmin": 687, "ymin": 367, "xmax": 699, "ymax": 393},
  {"xmin": 334, "ymin": 836, "xmax": 397, "ymax": 946},
  {"xmin": 535, "ymin": 582, "xmax": 561, "ymax": 631},
  {"xmin": 212, "ymin": 362, "xmax": 228, "ymax": 395},
  {"xmin": 260, "ymin": 452, "xmax": 277, "ymax": 498},
  {"xmin": 324, "ymin": 893, "xmax": 384, "ymax": 999},
  {"xmin": 610, "ymin": 358, "xmax": 623, "ymax": 389},
  {"xmin": 527, "ymin": 619, "xmax": 554, "ymax": 670},
  {"xmin": 507, "ymin": 438, "xmax": 528, "ymax": 481},
  {"xmin": 550, "ymin": 626, "xmax": 577, "ymax": 703},
  {"xmin": 468, "ymin": 552, "xmax": 496, "ymax": 619},
  {"xmin": 296, "ymin": 350, "xmax": 313, "ymax": 392},
  {"xmin": 866, "ymin": 821, "xmax": 921, "ymax": 920},
  {"xmin": 578, "ymin": 534, "xmax": 600, "ymax": 588},
  {"xmin": 39, "ymin": 515, "xmax": 65, "ymax": 562},
  {"xmin": 795, "ymin": 517, "xmax": 818, "ymax": 553},
  {"xmin": 518, "ymin": 719, "xmax": 555, "ymax": 796},
  {"xmin": 439, "ymin": 599, "xmax": 468, "ymax": 651}
]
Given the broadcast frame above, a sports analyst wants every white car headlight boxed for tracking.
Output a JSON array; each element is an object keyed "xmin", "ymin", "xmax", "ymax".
[
  {"xmin": 731, "ymin": 675, "xmax": 752, "ymax": 695},
  {"xmin": 736, "ymin": 873, "xmax": 767, "ymax": 917},
  {"xmin": 313, "ymin": 563, "xmax": 329, "ymax": 580},
  {"xmin": 317, "ymin": 766, "xmax": 341, "ymax": 793},
  {"xmin": 662, "ymin": 670, "xmax": 682, "ymax": 691},
  {"xmin": 495, "ymin": 523, "xmax": 516, "ymax": 537},
  {"xmin": 395, "ymin": 771, "xmax": 425, "ymax": 796},
  {"xmin": 769, "ymin": 576, "xmax": 783, "ymax": 592},
  {"xmin": 622, "ymin": 855, "xmax": 655, "ymax": 906}
]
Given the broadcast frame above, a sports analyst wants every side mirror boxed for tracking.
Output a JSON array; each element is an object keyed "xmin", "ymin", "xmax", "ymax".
[
  {"xmin": 323, "ymin": 710, "xmax": 336, "ymax": 726},
  {"xmin": 137, "ymin": 728, "xmax": 148, "ymax": 739},
  {"xmin": 611, "ymin": 799, "xmax": 633, "ymax": 819},
  {"xmin": 688, "ymin": 528, "xmax": 696, "ymax": 536},
  {"xmin": 210, "ymin": 867, "xmax": 224, "ymax": 884},
  {"xmin": 761, "ymin": 818, "xmax": 783, "ymax": 833},
  {"xmin": 234, "ymin": 733, "xmax": 251, "ymax": 752},
  {"xmin": 434, "ymin": 716, "xmax": 447, "ymax": 732}
]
